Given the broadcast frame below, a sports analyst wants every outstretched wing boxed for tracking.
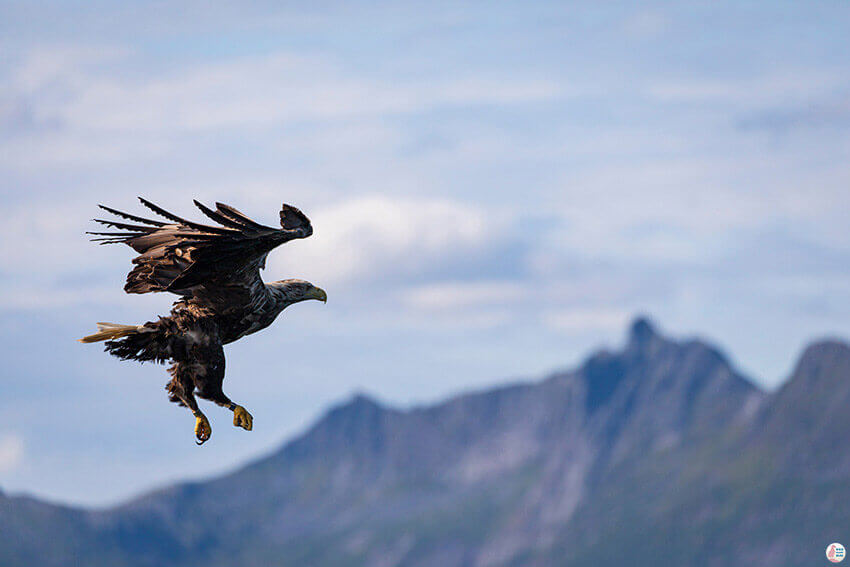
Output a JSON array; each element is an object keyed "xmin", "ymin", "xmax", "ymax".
[{"xmin": 89, "ymin": 198, "xmax": 312, "ymax": 311}]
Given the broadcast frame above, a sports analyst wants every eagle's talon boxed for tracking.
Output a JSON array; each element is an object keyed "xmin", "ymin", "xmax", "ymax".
[
  {"xmin": 233, "ymin": 405, "xmax": 253, "ymax": 431},
  {"xmin": 195, "ymin": 414, "xmax": 212, "ymax": 444}
]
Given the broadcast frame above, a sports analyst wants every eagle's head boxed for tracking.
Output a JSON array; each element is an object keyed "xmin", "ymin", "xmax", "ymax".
[{"xmin": 268, "ymin": 278, "xmax": 327, "ymax": 307}]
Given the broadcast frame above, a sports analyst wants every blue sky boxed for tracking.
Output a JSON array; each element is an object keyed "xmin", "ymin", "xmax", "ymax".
[{"xmin": 1, "ymin": 1, "xmax": 849, "ymax": 506}]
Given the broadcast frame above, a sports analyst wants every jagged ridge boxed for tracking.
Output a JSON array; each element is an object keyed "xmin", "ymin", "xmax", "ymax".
[{"xmin": 2, "ymin": 318, "xmax": 849, "ymax": 567}]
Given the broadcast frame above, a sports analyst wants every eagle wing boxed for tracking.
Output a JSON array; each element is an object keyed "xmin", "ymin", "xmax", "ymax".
[{"xmin": 89, "ymin": 198, "xmax": 312, "ymax": 311}]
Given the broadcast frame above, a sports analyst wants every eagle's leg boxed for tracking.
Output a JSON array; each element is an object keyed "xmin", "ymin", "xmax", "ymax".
[
  {"xmin": 198, "ymin": 387, "xmax": 254, "ymax": 431},
  {"xmin": 197, "ymin": 392, "xmax": 253, "ymax": 431},
  {"xmin": 192, "ymin": 343, "xmax": 253, "ymax": 431},
  {"xmin": 230, "ymin": 403, "xmax": 253, "ymax": 431},
  {"xmin": 193, "ymin": 411, "xmax": 212, "ymax": 445},
  {"xmin": 166, "ymin": 363, "xmax": 212, "ymax": 445}
]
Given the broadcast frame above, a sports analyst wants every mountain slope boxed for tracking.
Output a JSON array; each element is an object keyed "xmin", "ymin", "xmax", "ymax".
[{"xmin": 1, "ymin": 318, "xmax": 847, "ymax": 567}]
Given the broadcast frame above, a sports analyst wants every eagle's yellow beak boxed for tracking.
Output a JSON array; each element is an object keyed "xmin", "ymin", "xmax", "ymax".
[{"xmin": 307, "ymin": 286, "xmax": 327, "ymax": 303}]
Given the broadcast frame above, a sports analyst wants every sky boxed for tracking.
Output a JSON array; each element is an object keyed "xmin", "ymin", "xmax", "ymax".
[{"xmin": 1, "ymin": 1, "xmax": 849, "ymax": 506}]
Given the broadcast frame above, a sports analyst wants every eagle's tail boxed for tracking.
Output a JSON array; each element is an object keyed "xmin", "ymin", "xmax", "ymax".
[
  {"xmin": 78, "ymin": 322, "xmax": 147, "ymax": 343},
  {"xmin": 80, "ymin": 320, "xmax": 171, "ymax": 363}
]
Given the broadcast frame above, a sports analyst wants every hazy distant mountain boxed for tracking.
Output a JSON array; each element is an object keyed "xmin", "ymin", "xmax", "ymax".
[{"xmin": 1, "ymin": 318, "xmax": 848, "ymax": 567}]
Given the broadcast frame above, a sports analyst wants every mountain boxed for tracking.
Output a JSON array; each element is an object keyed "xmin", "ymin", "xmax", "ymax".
[{"xmin": 1, "ymin": 317, "xmax": 848, "ymax": 567}]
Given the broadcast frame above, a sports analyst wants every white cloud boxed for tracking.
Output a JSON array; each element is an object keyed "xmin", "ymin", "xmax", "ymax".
[
  {"xmin": 6, "ymin": 49, "xmax": 565, "ymax": 136},
  {"xmin": 0, "ymin": 131, "xmax": 169, "ymax": 169},
  {"xmin": 534, "ymin": 154, "xmax": 850, "ymax": 270},
  {"xmin": 403, "ymin": 281, "xmax": 524, "ymax": 311},
  {"xmin": 0, "ymin": 285, "xmax": 130, "ymax": 311},
  {"xmin": 271, "ymin": 195, "xmax": 490, "ymax": 285},
  {"xmin": 397, "ymin": 281, "xmax": 526, "ymax": 330},
  {"xmin": 10, "ymin": 44, "xmax": 131, "ymax": 92},
  {"xmin": 646, "ymin": 71, "xmax": 842, "ymax": 107},
  {"xmin": 543, "ymin": 308, "xmax": 632, "ymax": 333},
  {"xmin": 0, "ymin": 434, "xmax": 24, "ymax": 473},
  {"xmin": 0, "ymin": 47, "xmax": 568, "ymax": 172},
  {"xmin": 0, "ymin": 199, "xmax": 98, "ymax": 272}
]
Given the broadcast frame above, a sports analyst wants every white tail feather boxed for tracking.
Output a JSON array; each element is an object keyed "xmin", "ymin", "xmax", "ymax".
[{"xmin": 78, "ymin": 322, "xmax": 147, "ymax": 343}]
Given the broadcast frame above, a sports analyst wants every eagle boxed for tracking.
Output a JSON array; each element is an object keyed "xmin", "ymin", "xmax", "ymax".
[{"xmin": 79, "ymin": 198, "xmax": 326, "ymax": 444}]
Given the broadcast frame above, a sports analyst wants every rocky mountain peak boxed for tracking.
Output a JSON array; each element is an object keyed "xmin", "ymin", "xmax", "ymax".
[
  {"xmin": 623, "ymin": 315, "xmax": 670, "ymax": 358},
  {"xmin": 791, "ymin": 339, "xmax": 850, "ymax": 383},
  {"xmin": 628, "ymin": 315, "xmax": 657, "ymax": 343}
]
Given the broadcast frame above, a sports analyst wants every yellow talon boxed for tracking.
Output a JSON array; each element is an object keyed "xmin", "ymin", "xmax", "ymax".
[
  {"xmin": 194, "ymin": 414, "xmax": 212, "ymax": 445},
  {"xmin": 233, "ymin": 405, "xmax": 253, "ymax": 431}
]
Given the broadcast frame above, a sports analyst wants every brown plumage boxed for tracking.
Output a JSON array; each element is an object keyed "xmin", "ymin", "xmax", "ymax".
[{"xmin": 80, "ymin": 198, "xmax": 327, "ymax": 444}]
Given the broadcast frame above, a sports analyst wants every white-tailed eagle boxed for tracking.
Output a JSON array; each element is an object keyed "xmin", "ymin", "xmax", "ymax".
[{"xmin": 79, "ymin": 198, "xmax": 326, "ymax": 444}]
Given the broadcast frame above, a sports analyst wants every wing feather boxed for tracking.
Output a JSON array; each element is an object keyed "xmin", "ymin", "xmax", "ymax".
[
  {"xmin": 97, "ymin": 204, "xmax": 166, "ymax": 227},
  {"xmin": 91, "ymin": 219, "xmax": 159, "ymax": 232},
  {"xmin": 193, "ymin": 200, "xmax": 257, "ymax": 232},
  {"xmin": 87, "ymin": 231, "xmax": 148, "ymax": 238},
  {"xmin": 89, "ymin": 199, "xmax": 313, "ymax": 311},
  {"xmin": 215, "ymin": 202, "xmax": 270, "ymax": 231},
  {"xmin": 138, "ymin": 197, "xmax": 235, "ymax": 235},
  {"xmin": 279, "ymin": 203, "xmax": 311, "ymax": 232}
]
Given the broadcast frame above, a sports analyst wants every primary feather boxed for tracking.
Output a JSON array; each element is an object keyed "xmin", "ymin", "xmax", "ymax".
[{"xmin": 87, "ymin": 197, "xmax": 312, "ymax": 303}]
